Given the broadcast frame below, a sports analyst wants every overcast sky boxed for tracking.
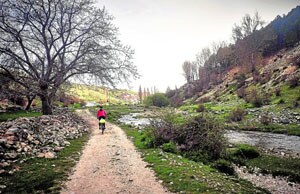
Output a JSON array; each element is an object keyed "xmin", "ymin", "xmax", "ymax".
[{"xmin": 96, "ymin": 0, "xmax": 299, "ymax": 92}]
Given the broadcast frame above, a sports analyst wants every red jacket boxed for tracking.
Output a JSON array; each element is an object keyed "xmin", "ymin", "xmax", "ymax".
[{"xmin": 97, "ymin": 109, "xmax": 106, "ymax": 118}]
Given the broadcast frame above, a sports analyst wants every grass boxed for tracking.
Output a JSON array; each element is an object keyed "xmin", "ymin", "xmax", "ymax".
[
  {"xmin": 0, "ymin": 110, "xmax": 42, "ymax": 122},
  {"xmin": 227, "ymin": 122, "xmax": 300, "ymax": 136},
  {"xmin": 0, "ymin": 134, "xmax": 89, "ymax": 194},
  {"xmin": 245, "ymin": 155, "xmax": 300, "ymax": 183},
  {"xmin": 120, "ymin": 125, "xmax": 268, "ymax": 193},
  {"xmin": 66, "ymin": 83, "xmax": 137, "ymax": 104},
  {"xmin": 179, "ymin": 104, "xmax": 198, "ymax": 113},
  {"xmin": 270, "ymin": 85, "xmax": 300, "ymax": 107},
  {"xmin": 110, "ymin": 107, "xmax": 267, "ymax": 193},
  {"xmin": 227, "ymin": 144, "xmax": 300, "ymax": 183}
]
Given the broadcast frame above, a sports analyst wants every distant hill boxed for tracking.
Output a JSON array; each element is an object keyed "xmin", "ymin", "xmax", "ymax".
[{"xmin": 66, "ymin": 84, "xmax": 138, "ymax": 104}]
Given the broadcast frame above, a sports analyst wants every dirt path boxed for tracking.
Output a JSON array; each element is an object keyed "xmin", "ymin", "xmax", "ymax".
[{"xmin": 61, "ymin": 110, "xmax": 170, "ymax": 194}]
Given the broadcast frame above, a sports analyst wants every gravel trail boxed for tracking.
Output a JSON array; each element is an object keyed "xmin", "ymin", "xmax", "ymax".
[{"xmin": 61, "ymin": 110, "xmax": 170, "ymax": 194}]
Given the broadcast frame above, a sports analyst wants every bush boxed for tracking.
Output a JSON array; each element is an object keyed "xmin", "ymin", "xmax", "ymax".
[
  {"xmin": 289, "ymin": 75, "xmax": 299, "ymax": 88},
  {"xmin": 144, "ymin": 93, "xmax": 170, "ymax": 107},
  {"xmin": 278, "ymin": 99, "xmax": 285, "ymax": 104},
  {"xmin": 237, "ymin": 87, "xmax": 246, "ymax": 98},
  {"xmin": 246, "ymin": 89, "xmax": 270, "ymax": 107},
  {"xmin": 274, "ymin": 88, "xmax": 281, "ymax": 96},
  {"xmin": 73, "ymin": 103, "xmax": 81, "ymax": 109},
  {"xmin": 212, "ymin": 159, "xmax": 235, "ymax": 175},
  {"xmin": 196, "ymin": 104, "xmax": 205, "ymax": 113},
  {"xmin": 260, "ymin": 114, "xmax": 272, "ymax": 125},
  {"xmin": 292, "ymin": 100, "xmax": 299, "ymax": 108},
  {"xmin": 161, "ymin": 141, "xmax": 177, "ymax": 153},
  {"xmin": 151, "ymin": 113, "xmax": 227, "ymax": 160},
  {"xmin": 229, "ymin": 107, "xmax": 246, "ymax": 122},
  {"xmin": 232, "ymin": 144, "xmax": 260, "ymax": 159}
]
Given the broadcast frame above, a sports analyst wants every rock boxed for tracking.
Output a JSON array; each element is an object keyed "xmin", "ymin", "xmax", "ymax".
[
  {"xmin": 280, "ymin": 118, "xmax": 290, "ymax": 124},
  {"xmin": 7, "ymin": 127, "xmax": 20, "ymax": 133},
  {"xmin": 37, "ymin": 153, "xmax": 45, "ymax": 158},
  {"xmin": 0, "ymin": 139, "xmax": 7, "ymax": 145},
  {"xmin": 5, "ymin": 152, "xmax": 18, "ymax": 159},
  {"xmin": 6, "ymin": 136, "xmax": 17, "ymax": 142},
  {"xmin": 0, "ymin": 185, "xmax": 7, "ymax": 189},
  {"xmin": 54, "ymin": 146, "xmax": 64, "ymax": 152},
  {"xmin": 44, "ymin": 152, "xmax": 55, "ymax": 159},
  {"xmin": 64, "ymin": 141, "xmax": 70, "ymax": 146},
  {"xmin": 0, "ymin": 111, "xmax": 88, "ymax": 164}
]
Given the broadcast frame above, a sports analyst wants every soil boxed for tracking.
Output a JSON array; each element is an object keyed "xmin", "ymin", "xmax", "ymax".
[{"xmin": 61, "ymin": 110, "xmax": 170, "ymax": 194}]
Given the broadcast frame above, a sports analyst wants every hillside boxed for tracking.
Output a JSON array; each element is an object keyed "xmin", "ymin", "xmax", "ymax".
[
  {"xmin": 65, "ymin": 84, "xmax": 138, "ymax": 105},
  {"xmin": 167, "ymin": 6, "xmax": 300, "ymax": 135}
]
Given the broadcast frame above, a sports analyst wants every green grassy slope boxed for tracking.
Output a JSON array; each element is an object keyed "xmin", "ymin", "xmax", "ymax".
[{"xmin": 66, "ymin": 84, "xmax": 137, "ymax": 104}]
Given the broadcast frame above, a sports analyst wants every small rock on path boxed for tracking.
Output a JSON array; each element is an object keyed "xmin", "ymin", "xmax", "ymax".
[{"xmin": 61, "ymin": 110, "xmax": 170, "ymax": 194}]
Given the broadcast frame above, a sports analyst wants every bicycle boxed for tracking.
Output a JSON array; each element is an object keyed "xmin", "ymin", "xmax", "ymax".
[{"xmin": 99, "ymin": 118, "xmax": 106, "ymax": 134}]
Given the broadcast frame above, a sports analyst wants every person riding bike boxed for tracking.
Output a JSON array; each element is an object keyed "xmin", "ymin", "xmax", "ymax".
[{"xmin": 97, "ymin": 106, "xmax": 107, "ymax": 131}]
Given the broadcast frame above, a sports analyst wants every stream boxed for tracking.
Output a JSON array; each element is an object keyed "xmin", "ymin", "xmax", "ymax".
[{"xmin": 118, "ymin": 113, "xmax": 300, "ymax": 157}]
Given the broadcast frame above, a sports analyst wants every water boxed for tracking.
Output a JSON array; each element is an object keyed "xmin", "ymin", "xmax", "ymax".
[
  {"xmin": 118, "ymin": 113, "xmax": 151, "ymax": 127},
  {"xmin": 118, "ymin": 113, "xmax": 300, "ymax": 156},
  {"xmin": 85, "ymin": 102, "xmax": 98, "ymax": 107},
  {"xmin": 225, "ymin": 130, "xmax": 300, "ymax": 155}
]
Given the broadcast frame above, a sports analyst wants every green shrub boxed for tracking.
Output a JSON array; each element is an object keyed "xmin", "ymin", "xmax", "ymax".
[
  {"xmin": 151, "ymin": 113, "xmax": 227, "ymax": 161},
  {"xmin": 274, "ymin": 88, "xmax": 281, "ymax": 96},
  {"xmin": 245, "ymin": 89, "xmax": 270, "ymax": 107},
  {"xmin": 73, "ymin": 103, "xmax": 81, "ymax": 109},
  {"xmin": 196, "ymin": 104, "xmax": 205, "ymax": 113},
  {"xmin": 144, "ymin": 93, "xmax": 170, "ymax": 107},
  {"xmin": 212, "ymin": 159, "xmax": 235, "ymax": 175},
  {"xmin": 232, "ymin": 144, "xmax": 260, "ymax": 159},
  {"xmin": 229, "ymin": 107, "xmax": 246, "ymax": 122},
  {"xmin": 161, "ymin": 141, "xmax": 177, "ymax": 153}
]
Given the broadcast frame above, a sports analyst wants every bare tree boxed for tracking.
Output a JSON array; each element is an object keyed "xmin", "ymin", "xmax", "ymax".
[
  {"xmin": 232, "ymin": 11, "xmax": 265, "ymax": 41},
  {"xmin": 195, "ymin": 47, "xmax": 211, "ymax": 67},
  {"xmin": 138, "ymin": 85, "xmax": 143, "ymax": 103},
  {"xmin": 182, "ymin": 61, "xmax": 193, "ymax": 83},
  {"xmin": 211, "ymin": 41, "xmax": 228, "ymax": 54},
  {"xmin": 0, "ymin": 0, "xmax": 138, "ymax": 114}
]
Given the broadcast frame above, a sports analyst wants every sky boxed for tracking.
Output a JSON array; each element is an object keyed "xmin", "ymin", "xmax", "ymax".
[{"xmin": 95, "ymin": 0, "xmax": 299, "ymax": 92}]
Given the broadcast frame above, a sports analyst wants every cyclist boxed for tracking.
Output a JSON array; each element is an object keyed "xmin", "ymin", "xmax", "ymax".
[{"xmin": 97, "ymin": 106, "xmax": 107, "ymax": 131}]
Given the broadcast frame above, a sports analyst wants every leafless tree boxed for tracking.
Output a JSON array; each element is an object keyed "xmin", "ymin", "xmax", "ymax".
[
  {"xmin": 0, "ymin": 0, "xmax": 138, "ymax": 114},
  {"xmin": 182, "ymin": 61, "xmax": 193, "ymax": 83},
  {"xmin": 138, "ymin": 85, "xmax": 143, "ymax": 103},
  {"xmin": 195, "ymin": 47, "xmax": 211, "ymax": 67},
  {"xmin": 232, "ymin": 11, "xmax": 265, "ymax": 42}
]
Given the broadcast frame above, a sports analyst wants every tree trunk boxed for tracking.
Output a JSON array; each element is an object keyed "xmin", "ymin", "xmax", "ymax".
[
  {"xmin": 40, "ymin": 93, "xmax": 53, "ymax": 115},
  {"xmin": 25, "ymin": 95, "xmax": 36, "ymax": 110}
]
